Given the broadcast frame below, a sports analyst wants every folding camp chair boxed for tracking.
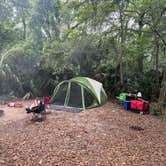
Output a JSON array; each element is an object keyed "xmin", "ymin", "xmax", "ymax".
[
  {"xmin": 31, "ymin": 107, "xmax": 46, "ymax": 121},
  {"xmin": 26, "ymin": 104, "xmax": 46, "ymax": 121}
]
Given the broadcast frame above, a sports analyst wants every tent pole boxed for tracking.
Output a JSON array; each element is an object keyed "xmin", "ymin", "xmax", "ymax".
[
  {"xmin": 81, "ymin": 86, "xmax": 85, "ymax": 111},
  {"xmin": 52, "ymin": 85, "xmax": 60, "ymax": 100},
  {"xmin": 64, "ymin": 82, "xmax": 71, "ymax": 107}
]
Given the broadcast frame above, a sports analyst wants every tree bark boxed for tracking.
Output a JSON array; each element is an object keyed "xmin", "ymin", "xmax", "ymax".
[
  {"xmin": 137, "ymin": 11, "xmax": 145, "ymax": 73},
  {"xmin": 22, "ymin": 16, "xmax": 26, "ymax": 40},
  {"xmin": 153, "ymin": 31, "xmax": 160, "ymax": 88},
  {"xmin": 119, "ymin": 8, "xmax": 125, "ymax": 85},
  {"xmin": 158, "ymin": 67, "xmax": 166, "ymax": 110},
  {"xmin": 154, "ymin": 32, "xmax": 159, "ymax": 71}
]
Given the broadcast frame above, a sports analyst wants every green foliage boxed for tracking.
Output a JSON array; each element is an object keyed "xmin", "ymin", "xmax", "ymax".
[
  {"xmin": 0, "ymin": 24, "xmax": 16, "ymax": 50},
  {"xmin": 0, "ymin": 0, "xmax": 165, "ymax": 104}
]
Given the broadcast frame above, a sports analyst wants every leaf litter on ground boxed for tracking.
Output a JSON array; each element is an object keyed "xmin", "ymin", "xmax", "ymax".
[{"xmin": 0, "ymin": 101, "xmax": 166, "ymax": 165}]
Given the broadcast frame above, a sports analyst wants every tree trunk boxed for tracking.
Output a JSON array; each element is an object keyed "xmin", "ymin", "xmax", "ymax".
[
  {"xmin": 158, "ymin": 67, "xmax": 166, "ymax": 110},
  {"xmin": 153, "ymin": 31, "xmax": 160, "ymax": 88},
  {"xmin": 119, "ymin": 9, "xmax": 124, "ymax": 85},
  {"xmin": 154, "ymin": 32, "xmax": 159, "ymax": 72},
  {"xmin": 119, "ymin": 40, "xmax": 124, "ymax": 85},
  {"xmin": 137, "ymin": 11, "xmax": 145, "ymax": 74},
  {"xmin": 22, "ymin": 16, "xmax": 26, "ymax": 40}
]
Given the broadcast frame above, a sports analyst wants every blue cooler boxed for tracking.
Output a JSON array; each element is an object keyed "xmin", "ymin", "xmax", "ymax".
[{"xmin": 123, "ymin": 101, "xmax": 131, "ymax": 110}]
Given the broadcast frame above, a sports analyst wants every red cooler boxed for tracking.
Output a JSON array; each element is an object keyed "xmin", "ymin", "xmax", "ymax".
[{"xmin": 131, "ymin": 100, "xmax": 148, "ymax": 111}]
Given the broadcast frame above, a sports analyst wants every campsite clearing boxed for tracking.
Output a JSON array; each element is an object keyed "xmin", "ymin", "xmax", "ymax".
[{"xmin": 0, "ymin": 101, "xmax": 166, "ymax": 165}]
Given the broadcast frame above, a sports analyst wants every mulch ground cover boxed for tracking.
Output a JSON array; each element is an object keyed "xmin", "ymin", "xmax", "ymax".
[{"xmin": 0, "ymin": 102, "xmax": 166, "ymax": 165}]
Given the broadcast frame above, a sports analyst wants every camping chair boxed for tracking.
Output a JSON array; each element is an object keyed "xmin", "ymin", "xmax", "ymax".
[
  {"xmin": 32, "ymin": 106, "xmax": 46, "ymax": 121},
  {"xmin": 26, "ymin": 103, "xmax": 46, "ymax": 121}
]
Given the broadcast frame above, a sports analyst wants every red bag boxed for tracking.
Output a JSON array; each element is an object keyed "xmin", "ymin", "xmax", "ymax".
[
  {"xmin": 131, "ymin": 100, "xmax": 148, "ymax": 111},
  {"xmin": 7, "ymin": 102, "xmax": 23, "ymax": 108},
  {"xmin": 8, "ymin": 102, "xmax": 15, "ymax": 107}
]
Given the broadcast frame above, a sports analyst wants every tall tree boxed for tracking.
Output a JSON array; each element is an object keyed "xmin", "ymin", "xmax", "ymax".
[
  {"xmin": 158, "ymin": 67, "xmax": 166, "ymax": 113},
  {"xmin": 12, "ymin": 0, "xmax": 31, "ymax": 40},
  {"xmin": 31, "ymin": 0, "xmax": 60, "ymax": 40}
]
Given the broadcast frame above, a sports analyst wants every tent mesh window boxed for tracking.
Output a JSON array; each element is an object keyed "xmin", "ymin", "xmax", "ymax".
[
  {"xmin": 68, "ymin": 83, "xmax": 82, "ymax": 108},
  {"xmin": 84, "ymin": 88, "xmax": 95, "ymax": 107},
  {"xmin": 52, "ymin": 82, "xmax": 68, "ymax": 105}
]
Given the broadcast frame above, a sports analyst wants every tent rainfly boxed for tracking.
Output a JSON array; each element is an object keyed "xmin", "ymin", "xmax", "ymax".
[{"xmin": 51, "ymin": 77, "xmax": 107, "ymax": 111}]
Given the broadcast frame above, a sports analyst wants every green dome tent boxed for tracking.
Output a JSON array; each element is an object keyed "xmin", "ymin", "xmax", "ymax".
[{"xmin": 51, "ymin": 77, "xmax": 107, "ymax": 112}]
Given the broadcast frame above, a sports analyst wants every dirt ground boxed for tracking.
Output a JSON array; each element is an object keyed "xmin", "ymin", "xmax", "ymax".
[
  {"xmin": 0, "ymin": 101, "xmax": 166, "ymax": 166},
  {"xmin": 0, "ymin": 100, "xmax": 34, "ymax": 123}
]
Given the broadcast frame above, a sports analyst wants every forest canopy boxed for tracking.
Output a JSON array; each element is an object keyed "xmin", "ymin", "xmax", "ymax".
[{"xmin": 0, "ymin": 0, "xmax": 165, "ymax": 110}]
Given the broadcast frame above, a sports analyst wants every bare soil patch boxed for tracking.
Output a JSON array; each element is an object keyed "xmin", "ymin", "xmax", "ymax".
[
  {"xmin": 0, "ymin": 101, "xmax": 166, "ymax": 165},
  {"xmin": 0, "ymin": 100, "xmax": 32, "ymax": 124}
]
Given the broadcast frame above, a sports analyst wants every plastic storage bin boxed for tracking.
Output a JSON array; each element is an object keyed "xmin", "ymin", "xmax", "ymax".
[{"xmin": 123, "ymin": 101, "xmax": 131, "ymax": 110}]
